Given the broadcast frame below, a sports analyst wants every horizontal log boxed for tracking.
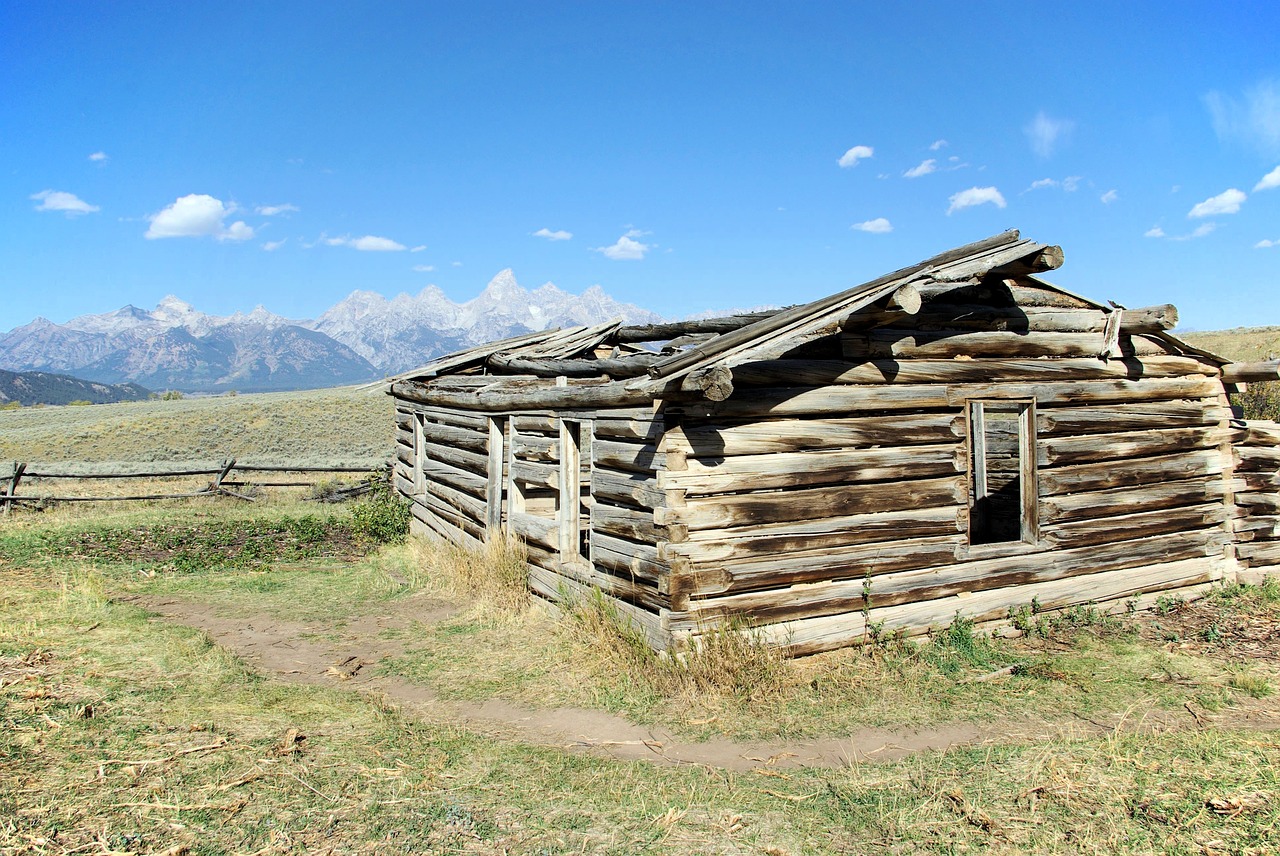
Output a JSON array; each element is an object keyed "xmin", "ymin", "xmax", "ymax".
[
  {"xmin": 417, "ymin": 406, "xmax": 490, "ymax": 432},
  {"xmin": 592, "ymin": 437, "xmax": 665, "ymax": 474},
  {"xmin": 592, "ymin": 416, "xmax": 664, "ymax": 442},
  {"xmin": 392, "ymin": 378, "xmax": 655, "ymax": 412},
  {"xmin": 591, "ymin": 468, "xmax": 666, "ymax": 510},
  {"xmin": 757, "ymin": 556, "xmax": 1223, "ymax": 657},
  {"xmin": 1239, "ymin": 421, "xmax": 1280, "ymax": 446},
  {"xmin": 1222, "ymin": 361, "xmax": 1280, "ymax": 384},
  {"xmin": 726, "ymin": 355, "xmax": 1219, "ymax": 388},
  {"xmin": 1237, "ymin": 540, "xmax": 1280, "ymax": 566},
  {"xmin": 1040, "ymin": 448, "xmax": 1225, "ymax": 495},
  {"xmin": 511, "ymin": 431, "xmax": 558, "ymax": 462},
  {"xmin": 842, "ymin": 329, "xmax": 1169, "ymax": 361},
  {"xmin": 1042, "ymin": 503, "xmax": 1226, "ymax": 550},
  {"xmin": 425, "ymin": 477, "xmax": 487, "ymax": 524},
  {"xmin": 661, "ymin": 413, "xmax": 963, "ymax": 456},
  {"xmin": 509, "ymin": 458, "xmax": 558, "ymax": 489},
  {"xmin": 1038, "ymin": 426, "xmax": 1223, "ymax": 468},
  {"xmin": 669, "ymin": 377, "xmax": 1223, "ymax": 420},
  {"xmin": 1236, "ymin": 445, "xmax": 1280, "ymax": 470},
  {"xmin": 421, "ymin": 440, "xmax": 488, "ymax": 477},
  {"xmin": 486, "ymin": 352, "xmax": 662, "ymax": 379},
  {"xmin": 1040, "ymin": 477, "xmax": 1229, "ymax": 523},
  {"xmin": 1038, "ymin": 400, "xmax": 1228, "ymax": 436},
  {"xmin": 1235, "ymin": 492, "xmax": 1280, "ymax": 515},
  {"xmin": 421, "ymin": 420, "xmax": 490, "ymax": 454},
  {"xmin": 590, "ymin": 532, "xmax": 665, "ymax": 583},
  {"xmin": 507, "ymin": 510, "xmax": 557, "ymax": 551},
  {"xmin": 592, "ymin": 501, "xmax": 660, "ymax": 543},
  {"xmin": 422, "ymin": 459, "xmax": 488, "ymax": 498},
  {"xmin": 678, "ymin": 529, "xmax": 1223, "ymax": 630},
  {"xmin": 913, "ymin": 280, "xmax": 1095, "ymax": 309},
  {"xmin": 614, "ymin": 311, "xmax": 782, "ymax": 343},
  {"xmin": 664, "ymin": 506, "xmax": 963, "ymax": 565},
  {"xmin": 852, "ymin": 305, "xmax": 1177, "ymax": 336},
  {"xmin": 655, "ymin": 475, "xmax": 966, "ymax": 530},
  {"xmin": 1241, "ymin": 470, "xmax": 1280, "ymax": 492},
  {"xmin": 658, "ymin": 443, "xmax": 963, "ymax": 495}
]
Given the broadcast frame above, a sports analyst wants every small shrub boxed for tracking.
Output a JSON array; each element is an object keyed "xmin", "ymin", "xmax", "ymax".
[
  {"xmin": 1154, "ymin": 594, "xmax": 1186, "ymax": 615},
  {"xmin": 349, "ymin": 474, "xmax": 411, "ymax": 544},
  {"xmin": 922, "ymin": 615, "xmax": 1003, "ymax": 676},
  {"xmin": 1233, "ymin": 381, "xmax": 1280, "ymax": 420}
]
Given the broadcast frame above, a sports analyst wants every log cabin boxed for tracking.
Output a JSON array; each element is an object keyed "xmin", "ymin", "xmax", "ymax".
[{"xmin": 388, "ymin": 230, "xmax": 1280, "ymax": 656}]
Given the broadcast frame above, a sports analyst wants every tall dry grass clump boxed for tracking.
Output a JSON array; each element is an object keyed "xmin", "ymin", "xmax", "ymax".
[
  {"xmin": 409, "ymin": 532, "xmax": 530, "ymax": 614},
  {"xmin": 564, "ymin": 589, "xmax": 789, "ymax": 703}
]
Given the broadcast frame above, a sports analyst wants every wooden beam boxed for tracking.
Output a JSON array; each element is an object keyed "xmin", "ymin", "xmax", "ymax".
[{"xmin": 1222, "ymin": 361, "xmax": 1280, "ymax": 384}]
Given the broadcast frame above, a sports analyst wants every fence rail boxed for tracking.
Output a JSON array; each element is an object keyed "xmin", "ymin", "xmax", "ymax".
[{"xmin": 0, "ymin": 458, "xmax": 392, "ymax": 513}]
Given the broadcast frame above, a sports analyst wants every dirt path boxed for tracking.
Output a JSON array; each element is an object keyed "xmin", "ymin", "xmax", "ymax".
[{"xmin": 123, "ymin": 594, "xmax": 1280, "ymax": 773}]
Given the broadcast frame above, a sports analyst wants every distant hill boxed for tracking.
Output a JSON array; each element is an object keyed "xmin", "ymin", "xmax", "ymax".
[
  {"xmin": 0, "ymin": 370, "xmax": 151, "ymax": 406},
  {"xmin": 1181, "ymin": 327, "xmax": 1280, "ymax": 363}
]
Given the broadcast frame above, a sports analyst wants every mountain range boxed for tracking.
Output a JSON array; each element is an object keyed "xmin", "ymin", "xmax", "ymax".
[
  {"xmin": 0, "ymin": 271, "xmax": 663, "ymax": 393},
  {"xmin": 0, "ymin": 370, "xmax": 151, "ymax": 406}
]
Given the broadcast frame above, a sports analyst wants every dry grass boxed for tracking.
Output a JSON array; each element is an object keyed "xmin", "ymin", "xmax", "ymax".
[{"xmin": 409, "ymin": 532, "xmax": 531, "ymax": 615}]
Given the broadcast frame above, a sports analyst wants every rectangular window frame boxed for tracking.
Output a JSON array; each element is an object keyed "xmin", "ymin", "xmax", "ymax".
[{"xmin": 965, "ymin": 398, "xmax": 1042, "ymax": 555}]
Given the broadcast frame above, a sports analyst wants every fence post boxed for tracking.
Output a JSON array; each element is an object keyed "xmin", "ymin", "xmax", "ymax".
[
  {"xmin": 212, "ymin": 458, "xmax": 237, "ymax": 492},
  {"xmin": 3, "ymin": 462, "xmax": 26, "ymax": 517}
]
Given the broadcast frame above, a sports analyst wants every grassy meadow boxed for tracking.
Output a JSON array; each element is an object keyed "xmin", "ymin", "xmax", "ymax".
[{"xmin": 2, "ymin": 342, "xmax": 1280, "ymax": 853}]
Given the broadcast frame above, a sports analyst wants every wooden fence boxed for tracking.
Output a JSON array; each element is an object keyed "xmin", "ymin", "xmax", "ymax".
[{"xmin": 0, "ymin": 458, "xmax": 392, "ymax": 514}]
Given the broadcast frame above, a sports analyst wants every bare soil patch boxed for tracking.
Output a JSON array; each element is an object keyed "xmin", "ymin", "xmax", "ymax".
[{"xmin": 124, "ymin": 591, "xmax": 1280, "ymax": 773}]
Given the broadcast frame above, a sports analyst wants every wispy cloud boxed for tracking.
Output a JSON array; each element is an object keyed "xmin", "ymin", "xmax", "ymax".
[
  {"xmin": 1175, "ymin": 223, "xmax": 1217, "ymax": 241},
  {"xmin": 1187, "ymin": 188, "xmax": 1246, "ymax": 218},
  {"xmin": 1100, "ymin": 189, "xmax": 1119, "ymax": 205},
  {"xmin": 1256, "ymin": 165, "xmax": 1280, "ymax": 192},
  {"xmin": 410, "ymin": 245, "xmax": 426, "ymax": 252},
  {"xmin": 1027, "ymin": 178, "xmax": 1058, "ymax": 191},
  {"xmin": 88, "ymin": 151, "xmax": 108, "ymax": 162},
  {"xmin": 533, "ymin": 227, "xmax": 573, "ymax": 241},
  {"xmin": 413, "ymin": 264, "xmax": 435, "ymax": 272},
  {"xmin": 325, "ymin": 235, "xmax": 407, "ymax": 251},
  {"xmin": 256, "ymin": 203, "xmax": 299, "ymax": 216},
  {"xmin": 929, "ymin": 139, "xmax": 948, "ymax": 151},
  {"xmin": 851, "ymin": 217, "xmax": 892, "ymax": 234},
  {"xmin": 903, "ymin": 159, "xmax": 936, "ymax": 179},
  {"xmin": 145, "ymin": 193, "xmax": 252, "ymax": 241},
  {"xmin": 838, "ymin": 145, "xmax": 873, "ymax": 168},
  {"xmin": 594, "ymin": 229, "xmax": 651, "ymax": 260},
  {"xmin": 1062, "ymin": 176, "xmax": 1081, "ymax": 192},
  {"xmin": 1257, "ymin": 238, "xmax": 1279, "ymax": 248},
  {"xmin": 1144, "ymin": 227, "xmax": 1165, "ymax": 238},
  {"xmin": 30, "ymin": 189, "xmax": 100, "ymax": 215},
  {"xmin": 1024, "ymin": 111, "xmax": 1074, "ymax": 158},
  {"xmin": 1206, "ymin": 79, "xmax": 1280, "ymax": 156},
  {"xmin": 262, "ymin": 239, "xmax": 286, "ymax": 251},
  {"xmin": 947, "ymin": 186, "xmax": 1006, "ymax": 214}
]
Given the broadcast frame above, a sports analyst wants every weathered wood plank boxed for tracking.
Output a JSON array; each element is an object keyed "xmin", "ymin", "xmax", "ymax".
[
  {"xmin": 1038, "ymin": 400, "xmax": 1228, "ymax": 436},
  {"xmin": 421, "ymin": 420, "xmax": 489, "ymax": 454},
  {"xmin": 593, "ymin": 437, "xmax": 666, "ymax": 474},
  {"xmin": 591, "ymin": 532, "xmax": 665, "ymax": 583},
  {"xmin": 842, "ymin": 330, "xmax": 1169, "ymax": 361},
  {"xmin": 1043, "ymin": 503, "xmax": 1226, "ymax": 550},
  {"xmin": 1040, "ymin": 477, "xmax": 1228, "ymax": 523},
  {"xmin": 592, "ymin": 501, "xmax": 660, "ymax": 543},
  {"xmin": 655, "ymin": 475, "xmax": 966, "ymax": 530},
  {"xmin": 670, "ymin": 377, "xmax": 1223, "ymax": 420},
  {"xmin": 728, "ymin": 355, "xmax": 1218, "ymax": 389},
  {"xmin": 422, "ymin": 459, "xmax": 488, "ymax": 499},
  {"xmin": 661, "ymin": 413, "xmax": 962, "ymax": 456},
  {"xmin": 1040, "ymin": 448, "xmax": 1224, "ymax": 495},
  {"xmin": 1038, "ymin": 426, "xmax": 1223, "ymax": 467},
  {"xmin": 658, "ymin": 444, "xmax": 963, "ymax": 495},
  {"xmin": 592, "ymin": 468, "xmax": 666, "ymax": 510},
  {"xmin": 665, "ymin": 506, "xmax": 963, "ymax": 562}
]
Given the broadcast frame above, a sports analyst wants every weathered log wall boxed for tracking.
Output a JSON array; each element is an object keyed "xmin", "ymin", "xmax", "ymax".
[
  {"xmin": 394, "ymin": 398, "xmax": 677, "ymax": 648},
  {"xmin": 1230, "ymin": 420, "xmax": 1280, "ymax": 583},
  {"xmin": 656, "ymin": 281, "xmax": 1239, "ymax": 655}
]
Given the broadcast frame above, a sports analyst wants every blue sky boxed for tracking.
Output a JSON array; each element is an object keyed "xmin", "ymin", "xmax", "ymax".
[{"xmin": 3, "ymin": 2, "xmax": 1278, "ymax": 333}]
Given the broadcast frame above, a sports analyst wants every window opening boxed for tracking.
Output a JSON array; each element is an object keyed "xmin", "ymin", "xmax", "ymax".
[
  {"xmin": 969, "ymin": 400, "xmax": 1037, "ymax": 545},
  {"xmin": 559, "ymin": 419, "xmax": 593, "ymax": 561}
]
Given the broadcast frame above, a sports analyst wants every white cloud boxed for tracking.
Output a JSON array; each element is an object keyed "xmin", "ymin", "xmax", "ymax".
[
  {"xmin": 929, "ymin": 139, "xmax": 948, "ymax": 151},
  {"xmin": 1100, "ymin": 189, "xmax": 1119, "ymax": 205},
  {"xmin": 851, "ymin": 217, "xmax": 892, "ymax": 233},
  {"xmin": 413, "ymin": 264, "xmax": 435, "ymax": 272},
  {"xmin": 262, "ymin": 239, "xmax": 286, "ymax": 251},
  {"xmin": 838, "ymin": 145, "xmax": 873, "ymax": 168},
  {"xmin": 325, "ymin": 235, "xmax": 407, "ymax": 251},
  {"xmin": 451, "ymin": 261, "xmax": 462, "ymax": 267},
  {"xmin": 1024, "ymin": 111, "xmax": 1074, "ymax": 157},
  {"xmin": 88, "ymin": 151, "xmax": 108, "ymax": 162},
  {"xmin": 30, "ymin": 189, "xmax": 100, "ymax": 215},
  {"xmin": 1062, "ymin": 176, "xmax": 1081, "ymax": 192},
  {"xmin": 533, "ymin": 227, "xmax": 573, "ymax": 241},
  {"xmin": 595, "ymin": 230, "xmax": 651, "ymax": 260},
  {"xmin": 947, "ymin": 186, "xmax": 1006, "ymax": 214},
  {"xmin": 1206, "ymin": 79, "xmax": 1280, "ymax": 156},
  {"xmin": 1144, "ymin": 227, "xmax": 1165, "ymax": 238},
  {"xmin": 1257, "ymin": 238, "xmax": 1278, "ymax": 248},
  {"xmin": 1173, "ymin": 223, "xmax": 1217, "ymax": 241},
  {"xmin": 1256, "ymin": 165, "xmax": 1280, "ymax": 192},
  {"xmin": 903, "ymin": 159, "xmax": 937, "ymax": 179},
  {"xmin": 146, "ymin": 193, "xmax": 252, "ymax": 240},
  {"xmin": 410, "ymin": 245, "xmax": 426, "ymax": 252},
  {"xmin": 1187, "ymin": 188, "xmax": 1246, "ymax": 218},
  {"xmin": 1027, "ymin": 178, "xmax": 1058, "ymax": 191},
  {"xmin": 256, "ymin": 203, "xmax": 299, "ymax": 216}
]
